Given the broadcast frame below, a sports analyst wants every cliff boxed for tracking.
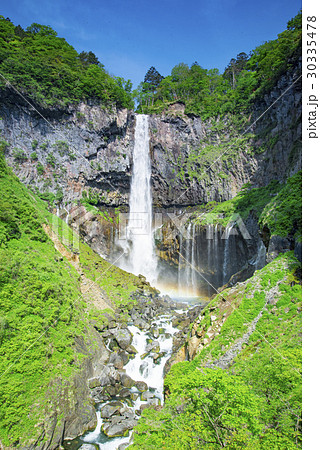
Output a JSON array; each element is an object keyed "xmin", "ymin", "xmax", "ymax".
[{"xmin": 0, "ymin": 61, "xmax": 301, "ymax": 210}]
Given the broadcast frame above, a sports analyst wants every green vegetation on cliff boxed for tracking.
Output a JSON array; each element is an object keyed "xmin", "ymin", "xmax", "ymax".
[
  {"xmin": 0, "ymin": 17, "xmax": 134, "ymax": 109},
  {"xmin": 131, "ymin": 253, "xmax": 302, "ymax": 449},
  {"xmin": 136, "ymin": 11, "xmax": 301, "ymax": 119},
  {"xmin": 0, "ymin": 144, "xmax": 143, "ymax": 447},
  {"xmin": 196, "ymin": 170, "xmax": 302, "ymax": 241}
]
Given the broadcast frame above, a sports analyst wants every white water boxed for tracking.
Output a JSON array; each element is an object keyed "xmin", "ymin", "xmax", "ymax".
[
  {"xmin": 119, "ymin": 114, "xmax": 157, "ymax": 284},
  {"xmin": 191, "ymin": 224, "xmax": 198, "ymax": 294},
  {"xmin": 126, "ymin": 316, "xmax": 177, "ymax": 404},
  {"xmin": 81, "ymin": 316, "xmax": 177, "ymax": 450},
  {"xmin": 178, "ymin": 224, "xmax": 198, "ymax": 297},
  {"xmin": 222, "ymin": 225, "xmax": 232, "ymax": 284}
]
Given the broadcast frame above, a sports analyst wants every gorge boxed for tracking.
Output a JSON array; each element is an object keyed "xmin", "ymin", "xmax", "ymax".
[{"xmin": 0, "ymin": 11, "xmax": 302, "ymax": 450}]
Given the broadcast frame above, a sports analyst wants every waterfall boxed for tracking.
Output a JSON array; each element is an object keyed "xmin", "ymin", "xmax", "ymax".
[
  {"xmin": 206, "ymin": 224, "xmax": 214, "ymax": 295},
  {"xmin": 222, "ymin": 225, "xmax": 232, "ymax": 284},
  {"xmin": 191, "ymin": 224, "xmax": 198, "ymax": 294},
  {"xmin": 255, "ymin": 239, "xmax": 266, "ymax": 270},
  {"xmin": 119, "ymin": 115, "xmax": 157, "ymax": 284},
  {"xmin": 184, "ymin": 224, "xmax": 192, "ymax": 295},
  {"xmin": 177, "ymin": 224, "xmax": 198, "ymax": 297},
  {"xmin": 178, "ymin": 232, "xmax": 183, "ymax": 293}
]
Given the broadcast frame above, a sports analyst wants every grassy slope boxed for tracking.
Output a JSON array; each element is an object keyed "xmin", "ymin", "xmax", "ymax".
[
  {"xmin": 0, "ymin": 146, "xmax": 142, "ymax": 447},
  {"xmin": 132, "ymin": 253, "xmax": 302, "ymax": 449}
]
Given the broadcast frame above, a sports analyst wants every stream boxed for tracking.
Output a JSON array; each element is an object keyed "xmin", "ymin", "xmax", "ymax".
[{"xmin": 62, "ymin": 306, "xmax": 185, "ymax": 450}]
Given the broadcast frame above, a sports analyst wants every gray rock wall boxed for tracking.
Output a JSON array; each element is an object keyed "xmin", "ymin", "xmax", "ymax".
[{"xmin": 0, "ymin": 62, "xmax": 301, "ymax": 210}]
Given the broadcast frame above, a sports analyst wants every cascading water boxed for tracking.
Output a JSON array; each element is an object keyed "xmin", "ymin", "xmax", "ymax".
[
  {"xmin": 222, "ymin": 225, "xmax": 232, "ymax": 285},
  {"xmin": 119, "ymin": 114, "xmax": 157, "ymax": 284},
  {"xmin": 191, "ymin": 224, "xmax": 198, "ymax": 294},
  {"xmin": 126, "ymin": 316, "xmax": 177, "ymax": 404},
  {"xmin": 75, "ymin": 316, "xmax": 178, "ymax": 450},
  {"xmin": 177, "ymin": 224, "xmax": 199, "ymax": 297}
]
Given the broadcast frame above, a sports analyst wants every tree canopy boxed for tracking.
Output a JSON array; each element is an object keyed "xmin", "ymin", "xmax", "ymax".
[
  {"xmin": 0, "ymin": 17, "xmax": 134, "ymax": 109},
  {"xmin": 135, "ymin": 11, "xmax": 301, "ymax": 119}
]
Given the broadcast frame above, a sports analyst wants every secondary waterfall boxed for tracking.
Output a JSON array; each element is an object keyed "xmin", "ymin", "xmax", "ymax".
[
  {"xmin": 177, "ymin": 224, "xmax": 198, "ymax": 297},
  {"xmin": 222, "ymin": 225, "xmax": 232, "ymax": 285},
  {"xmin": 119, "ymin": 115, "xmax": 157, "ymax": 283}
]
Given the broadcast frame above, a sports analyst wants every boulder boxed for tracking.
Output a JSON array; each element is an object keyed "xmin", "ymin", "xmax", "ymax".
[
  {"xmin": 153, "ymin": 352, "xmax": 165, "ymax": 363},
  {"xmin": 141, "ymin": 391, "xmax": 157, "ymax": 402},
  {"xmin": 134, "ymin": 318, "xmax": 150, "ymax": 331},
  {"xmin": 99, "ymin": 373, "xmax": 111, "ymax": 387},
  {"xmin": 126, "ymin": 344, "xmax": 138, "ymax": 355},
  {"xmin": 145, "ymin": 341, "xmax": 160, "ymax": 354},
  {"xmin": 90, "ymin": 387, "xmax": 111, "ymax": 403},
  {"xmin": 118, "ymin": 444, "xmax": 129, "ymax": 450},
  {"xmin": 120, "ymin": 373, "xmax": 135, "ymax": 388},
  {"xmin": 104, "ymin": 385, "xmax": 119, "ymax": 397},
  {"xmin": 150, "ymin": 327, "xmax": 160, "ymax": 339},
  {"xmin": 119, "ymin": 351, "xmax": 129, "ymax": 366},
  {"xmin": 105, "ymin": 422, "xmax": 132, "ymax": 438},
  {"xmin": 88, "ymin": 377, "xmax": 100, "ymax": 389},
  {"xmin": 135, "ymin": 381, "xmax": 148, "ymax": 392},
  {"xmin": 118, "ymin": 388, "xmax": 131, "ymax": 399},
  {"xmin": 109, "ymin": 352, "xmax": 124, "ymax": 369},
  {"xmin": 112, "ymin": 328, "xmax": 133, "ymax": 350},
  {"xmin": 100, "ymin": 403, "xmax": 121, "ymax": 419},
  {"xmin": 104, "ymin": 364, "xmax": 121, "ymax": 385}
]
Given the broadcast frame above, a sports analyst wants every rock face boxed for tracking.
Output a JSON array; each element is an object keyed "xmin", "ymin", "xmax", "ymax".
[
  {"xmin": 1, "ymin": 62, "xmax": 301, "ymax": 210},
  {"xmin": 26, "ymin": 331, "xmax": 109, "ymax": 449},
  {"xmin": 0, "ymin": 89, "xmax": 136, "ymax": 206}
]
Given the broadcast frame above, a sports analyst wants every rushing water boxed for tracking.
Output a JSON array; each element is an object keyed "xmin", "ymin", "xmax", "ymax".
[
  {"xmin": 177, "ymin": 224, "xmax": 199, "ymax": 297},
  {"xmin": 222, "ymin": 225, "xmax": 232, "ymax": 285},
  {"xmin": 119, "ymin": 114, "xmax": 157, "ymax": 284},
  {"xmin": 69, "ymin": 316, "xmax": 178, "ymax": 450}
]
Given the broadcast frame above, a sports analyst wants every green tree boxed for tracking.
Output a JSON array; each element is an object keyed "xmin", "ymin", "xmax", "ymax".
[
  {"xmin": 78, "ymin": 50, "xmax": 101, "ymax": 67},
  {"xmin": 224, "ymin": 52, "xmax": 249, "ymax": 89},
  {"xmin": 143, "ymin": 66, "xmax": 164, "ymax": 91},
  {"xmin": 25, "ymin": 23, "xmax": 57, "ymax": 36},
  {"xmin": 142, "ymin": 66, "xmax": 164, "ymax": 106}
]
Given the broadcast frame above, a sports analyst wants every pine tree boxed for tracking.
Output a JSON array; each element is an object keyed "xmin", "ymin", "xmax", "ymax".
[{"xmin": 143, "ymin": 66, "xmax": 164, "ymax": 92}]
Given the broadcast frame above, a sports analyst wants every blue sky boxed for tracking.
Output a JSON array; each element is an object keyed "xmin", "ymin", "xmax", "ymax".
[{"xmin": 1, "ymin": 0, "xmax": 301, "ymax": 88}]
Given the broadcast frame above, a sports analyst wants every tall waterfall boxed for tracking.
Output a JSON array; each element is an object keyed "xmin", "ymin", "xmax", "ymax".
[{"xmin": 119, "ymin": 115, "xmax": 157, "ymax": 283}]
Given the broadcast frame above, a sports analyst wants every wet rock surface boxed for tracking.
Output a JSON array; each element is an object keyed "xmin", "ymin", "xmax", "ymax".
[{"xmin": 62, "ymin": 291, "xmax": 199, "ymax": 448}]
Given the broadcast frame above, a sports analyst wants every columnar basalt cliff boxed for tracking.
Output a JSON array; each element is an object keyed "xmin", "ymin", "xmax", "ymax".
[{"xmin": 0, "ymin": 62, "xmax": 301, "ymax": 211}]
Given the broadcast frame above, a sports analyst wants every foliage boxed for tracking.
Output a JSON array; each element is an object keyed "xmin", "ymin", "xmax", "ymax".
[
  {"xmin": 0, "ymin": 151, "xmax": 142, "ymax": 446},
  {"xmin": 53, "ymin": 140, "xmax": 69, "ymax": 156},
  {"xmin": 132, "ymin": 253, "xmax": 302, "ymax": 449},
  {"xmin": 135, "ymin": 12, "xmax": 301, "ymax": 119},
  {"xmin": 12, "ymin": 148, "xmax": 27, "ymax": 162},
  {"xmin": 78, "ymin": 50, "xmax": 101, "ymax": 67},
  {"xmin": 223, "ymin": 52, "xmax": 249, "ymax": 89},
  {"xmin": 196, "ymin": 171, "xmax": 301, "ymax": 239},
  {"xmin": 80, "ymin": 188, "xmax": 101, "ymax": 206},
  {"xmin": 0, "ymin": 17, "xmax": 134, "ymax": 109},
  {"xmin": 260, "ymin": 171, "xmax": 302, "ymax": 240},
  {"xmin": 46, "ymin": 152, "xmax": 56, "ymax": 167},
  {"xmin": 132, "ymin": 367, "xmax": 263, "ymax": 449},
  {"xmin": 144, "ymin": 66, "xmax": 164, "ymax": 91},
  {"xmin": 36, "ymin": 162, "xmax": 44, "ymax": 174}
]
